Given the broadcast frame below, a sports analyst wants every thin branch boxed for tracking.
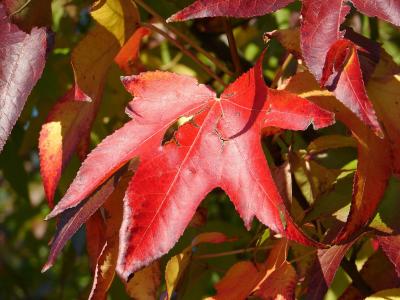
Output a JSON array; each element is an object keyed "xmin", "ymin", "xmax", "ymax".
[
  {"xmin": 271, "ymin": 53, "xmax": 294, "ymax": 89},
  {"xmin": 223, "ymin": 18, "xmax": 242, "ymax": 76},
  {"xmin": 287, "ymin": 249, "xmax": 317, "ymax": 264},
  {"xmin": 193, "ymin": 245, "xmax": 274, "ymax": 260},
  {"xmin": 142, "ymin": 23, "xmax": 226, "ymax": 86},
  {"xmin": 132, "ymin": 0, "xmax": 233, "ymax": 76},
  {"xmin": 8, "ymin": 0, "xmax": 32, "ymax": 17}
]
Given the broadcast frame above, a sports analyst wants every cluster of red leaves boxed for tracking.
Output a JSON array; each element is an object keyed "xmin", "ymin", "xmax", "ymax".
[{"xmin": 1, "ymin": 0, "xmax": 400, "ymax": 299}]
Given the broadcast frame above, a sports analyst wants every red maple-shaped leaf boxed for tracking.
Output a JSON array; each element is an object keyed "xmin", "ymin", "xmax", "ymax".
[
  {"xmin": 301, "ymin": 0, "xmax": 383, "ymax": 136},
  {"xmin": 320, "ymin": 39, "xmax": 382, "ymax": 137},
  {"xmin": 300, "ymin": 0, "xmax": 350, "ymax": 81},
  {"xmin": 46, "ymin": 53, "xmax": 334, "ymax": 279},
  {"xmin": 168, "ymin": 0, "xmax": 394, "ymax": 136},
  {"xmin": 0, "ymin": 3, "xmax": 47, "ymax": 152},
  {"xmin": 167, "ymin": 0, "xmax": 294, "ymax": 22},
  {"xmin": 351, "ymin": 0, "xmax": 400, "ymax": 27}
]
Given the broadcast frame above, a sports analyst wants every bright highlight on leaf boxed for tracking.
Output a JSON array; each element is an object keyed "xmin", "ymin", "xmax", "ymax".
[{"xmin": 39, "ymin": 0, "xmax": 140, "ymax": 206}]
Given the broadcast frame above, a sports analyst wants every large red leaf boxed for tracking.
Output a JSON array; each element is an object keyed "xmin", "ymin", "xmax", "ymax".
[
  {"xmin": 351, "ymin": 0, "xmax": 400, "ymax": 27},
  {"xmin": 46, "ymin": 53, "xmax": 334, "ymax": 279},
  {"xmin": 0, "ymin": 3, "xmax": 46, "ymax": 152},
  {"xmin": 115, "ymin": 54, "xmax": 333, "ymax": 279},
  {"xmin": 167, "ymin": 0, "xmax": 294, "ymax": 22},
  {"xmin": 300, "ymin": 0, "xmax": 350, "ymax": 81}
]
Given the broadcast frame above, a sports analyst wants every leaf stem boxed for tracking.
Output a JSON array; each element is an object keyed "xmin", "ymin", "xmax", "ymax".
[
  {"xmin": 223, "ymin": 18, "xmax": 242, "ymax": 76},
  {"xmin": 193, "ymin": 245, "xmax": 274, "ymax": 260},
  {"xmin": 8, "ymin": 0, "xmax": 32, "ymax": 17},
  {"xmin": 271, "ymin": 53, "xmax": 294, "ymax": 89},
  {"xmin": 141, "ymin": 23, "xmax": 226, "ymax": 86},
  {"xmin": 132, "ymin": 0, "xmax": 233, "ymax": 76}
]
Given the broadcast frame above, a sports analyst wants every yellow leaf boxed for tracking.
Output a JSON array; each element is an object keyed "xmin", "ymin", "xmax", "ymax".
[
  {"xmin": 165, "ymin": 249, "xmax": 192, "ymax": 299},
  {"xmin": 125, "ymin": 261, "xmax": 161, "ymax": 300},
  {"xmin": 72, "ymin": 0, "xmax": 139, "ymax": 100}
]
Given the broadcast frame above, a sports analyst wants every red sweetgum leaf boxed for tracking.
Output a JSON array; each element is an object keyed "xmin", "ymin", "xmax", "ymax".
[
  {"xmin": 306, "ymin": 242, "xmax": 355, "ymax": 300},
  {"xmin": 46, "ymin": 52, "xmax": 334, "ymax": 279},
  {"xmin": 300, "ymin": 0, "xmax": 350, "ymax": 81},
  {"xmin": 350, "ymin": 0, "xmax": 400, "ymax": 27},
  {"xmin": 301, "ymin": 2, "xmax": 382, "ymax": 136},
  {"xmin": 45, "ymin": 72, "xmax": 215, "ymax": 219},
  {"xmin": 321, "ymin": 39, "xmax": 382, "ymax": 137},
  {"xmin": 167, "ymin": 0, "xmax": 295, "ymax": 22},
  {"xmin": 0, "ymin": 3, "xmax": 47, "ymax": 152},
  {"xmin": 284, "ymin": 71, "xmax": 392, "ymax": 244},
  {"xmin": 115, "ymin": 53, "xmax": 333, "ymax": 279}
]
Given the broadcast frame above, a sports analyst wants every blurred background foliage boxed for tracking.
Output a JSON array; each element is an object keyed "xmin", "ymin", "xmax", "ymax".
[{"xmin": 1, "ymin": 0, "xmax": 400, "ymax": 299}]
